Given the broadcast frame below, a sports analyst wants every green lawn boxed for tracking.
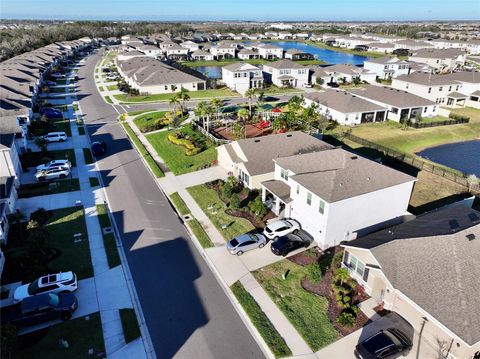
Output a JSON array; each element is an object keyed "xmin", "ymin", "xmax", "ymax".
[
  {"xmin": 51, "ymin": 118, "xmax": 72, "ymax": 137},
  {"xmin": 127, "ymin": 108, "xmax": 156, "ymax": 117},
  {"xmin": 186, "ymin": 219, "xmax": 214, "ymax": 248},
  {"xmin": 114, "ymin": 87, "xmax": 240, "ymax": 103},
  {"xmin": 107, "ymin": 84, "xmax": 118, "ymax": 91},
  {"xmin": 77, "ymin": 126, "xmax": 85, "ymax": 135},
  {"xmin": 89, "ymin": 177, "xmax": 100, "ymax": 187},
  {"xmin": 187, "ymin": 184, "xmax": 254, "ymax": 240},
  {"xmin": 96, "ymin": 204, "xmax": 121, "ymax": 268},
  {"xmin": 73, "ymin": 103, "xmax": 79, "ymax": 111},
  {"xmin": 18, "ymin": 179, "xmax": 80, "ymax": 198},
  {"xmin": 120, "ymin": 308, "xmax": 141, "ymax": 344},
  {"xmin": 20, "ymin": 149, "xmax": 77, "ymax": 169},
  {"xmin": 146, "ymin": 127, "xmax": 217, "ymax": 175},
  {"xmin": 133, "ymin": 111, "xmax": 168, "ymax": 132},
  {"xmin": 121, "ymin": 121, "xmax": 165, "ymax": 178},
  {"xmin": 264, "ymin": 85, "xmax": 305, "ymax": 95},
  {"xmin": 332, "ymin": 120, "xmax": 480, "ymax": 155},
  {"xmin": 99, "ymin": 86, "xmax": 105, "ymax": 91},
  {"xmin": 83, "ymin": 148, "xmax": 93, "ymax": 164},
  {"xmin": 16, "ymin": 312, "xmax": 105, "ymax": 359},
  {"xmin": 253, "ymin": 260, "xmax": 338, "ymax": 351},
  {"xmin": 449, "ymin": 106, "xmax": 480, "ymax": 123},
  {"xmin": 169, "ymin": 192, "xmax": 190, "ymax": 216},
  {"xmin": 231, "ymin": 281, "xmax": 292, "ymax": 358},
  {"xmin": 416, "ymin": 115, "xmax": 451, "ymax": 124},
  {"xmin": 104, "ymin": 95, "xmax": 113, "ymax": 104}
]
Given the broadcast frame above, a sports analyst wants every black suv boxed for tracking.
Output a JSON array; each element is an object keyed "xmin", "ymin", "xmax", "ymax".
[
  {"xmin": 270, "ymin": 234, "xmax": 310, "ymax": 257},
  {"xmin": 1, "ymin": 292, "xmax": 78, "ymax": 327},
  {"xmin": 355, "ymin": 328, "xmax": 412, "ymax": 359}
]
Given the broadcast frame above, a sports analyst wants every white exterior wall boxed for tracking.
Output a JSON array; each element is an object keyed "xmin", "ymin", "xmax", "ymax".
[
  {"xmin": 303, "ymin": 98, "xmax": 370, "ymax": 125},
  {"xmin": 210, "ymin": 47, "xmax": 236, "ymax": 57},
  {"xmin": 363, "ymin": 61, "xmax": 410, "ymax": 79},
  {"xmin": 222, "ymin": 68, "xmax": 251, "ymax": 95},
  {"xmin": 258, "ymin": 47, "xmax": 283, "ymax": 59},
  {"xmin": 165, "ymin": 48, "xmax": 189, "ymax": 56},
  {"xmin": 391, "ymin": 79, "xmax": 462, "ymax": 104},
  {"xmin": 130, "ymin": 80, "xmax": 205, "ymax": 94},
  {"xmin": 267, "ymin": 67, "xmax": 309, "ymax": 88},
  {"xmin": 0, "ymin": 146, "xmax": 21, "ymax": 180}
]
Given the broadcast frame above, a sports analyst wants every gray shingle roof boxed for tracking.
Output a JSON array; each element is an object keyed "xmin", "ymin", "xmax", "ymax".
[
  {"xmin": 261, "ymin": 180, "xmax": 292, "ymax": 203},
  {"xmin": 348, "ymin": 86, "xmax": 436, "ymax": 108},
  {"xmin": 235, "ymin": 131, "xmax": 333, "ymax": 176},
  {"xmin": 411, "ymin": 48, "xmax": 465, "ymax": 59},
  {"xmin": 223, "ymin": 62, "xmax": 260, "ymax": 72},
  {"xmin": 344, "ymin": 204, "xmax": 480, "ymax": 345},
  {"xmin": 264, "ymin": 59, "xmax": 306, "ymax": 70},
  {"xmin": 275, "ymin": 148, "xmax": 415, "ymax": 202},
  {"xmin": 305, "ymin": 89, "xmax": 386, "ymax": 113}
]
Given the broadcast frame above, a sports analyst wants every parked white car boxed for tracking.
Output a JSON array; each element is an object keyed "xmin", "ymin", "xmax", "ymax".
[
  {"xmin": 13, "ymin": 272, "xmax": 78, "ymax": 303},
  {"xmin": 43, "ymin": 132, "xmax": 67, "ymax": 142},
  {"xmin": 263, "ymin": 219, "xmax": 301, "ymax": 240},
  {"xmin": 36, "ymin": 159, "xmax": 72, "ymax": 172},
  {"xmin": 35, "ymin": 166, "xmax": 70, "ymax": 181},
  {"xmin": 226, "ymin": 232, "xmax": 267, "ymax": 255}
]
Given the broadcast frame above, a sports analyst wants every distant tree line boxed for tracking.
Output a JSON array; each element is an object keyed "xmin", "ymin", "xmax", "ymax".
[{"xmin": 0, "ymin": 21, "xmax": 194, "ymax": 61}]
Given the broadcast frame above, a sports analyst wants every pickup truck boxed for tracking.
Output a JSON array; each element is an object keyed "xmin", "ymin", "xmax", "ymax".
[{"xmin": 1, "ymin": 292, "xmax": 78, "ymax": 327}]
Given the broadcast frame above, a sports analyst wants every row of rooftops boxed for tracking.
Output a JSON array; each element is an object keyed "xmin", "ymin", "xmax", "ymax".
[{"xmin": 1, "ymin": 37, "xmax": 93, "ymax": 135}]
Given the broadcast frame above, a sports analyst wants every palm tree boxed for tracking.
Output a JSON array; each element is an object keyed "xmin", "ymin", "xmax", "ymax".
[
  {"xmin": 237, "ymin": 107, "xmax": 249, "ymax": 138},
  {"xmin": 256, "ymin": 89, "xmax": 265, "ymax": 112},
  {"xmin": 244, "ymin": 88, "xmax": 257, "ymax": 118},
  {"xmin": 169, "ymin": 94, "xmax": 180, "ymax": 115},
  {"xmin": 196, "ymin": 101, "xmax": 209, "ymax": 129},
  {"xmin": 178, "ymin": 87, "xmax": 190, "ymax": 115},
  {"xmin": 210, "ymin": 97, "xmax": 222, "ymax": 121}
]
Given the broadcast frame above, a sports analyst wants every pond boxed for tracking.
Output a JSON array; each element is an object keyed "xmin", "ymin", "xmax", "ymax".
[
  {"xmin": 246, "ymin": 41, "xmax": 368, "ymax": 65},
  {"xmin": 194, "ymin": 65, "xmax": 223, "ymax": 79},
  {"xmin": 416, "ymin": 139, "xmax": 480, "ymax": 176}
]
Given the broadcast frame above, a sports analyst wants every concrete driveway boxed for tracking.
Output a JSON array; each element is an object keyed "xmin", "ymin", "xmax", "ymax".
[{"xmin": 316, "ymin": 312, "xmax": 439, "ymax": 359}]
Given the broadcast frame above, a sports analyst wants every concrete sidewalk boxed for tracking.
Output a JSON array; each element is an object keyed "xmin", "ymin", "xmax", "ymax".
[{"xmin": 160, "ymin": 166, "xmax": 229, "ymax": 195}]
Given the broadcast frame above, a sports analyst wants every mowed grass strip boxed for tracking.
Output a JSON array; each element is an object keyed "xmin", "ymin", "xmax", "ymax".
[
  {"xmin": 169, "ymin": 192, "xmax": 190, "ymax": 216},
  {"xmin": 231, "ymin": 281, "xmax": 292, "ymax": 358},
  {"xmin": 187, "ymin": 184, "xmax": 254, "ymax": 240},
  {"xmin": 146, "ymin": 129, "xmax": 217, "ymax": 175},
  {"xmin": 186, "ymin": 219, "xmax": 214, "ymax": 248},
  {"xmin": 121, "ymin": 121, "xmax": 165, "ymax": 178},
  {"xmin": 253, "ymin": 260, "xmax": 338, "ymax": 351},
  {"xmin": 96, "ymin": 204, "xmax": 121, "ymax": 268},
  {"xmin": 114, "ymin": 87, "xmax": 239, "ymax": 103},
  {"xmin": 119, "ymin": 308, "xmax": 141, "ymax": 344},
  {"xmin": 18, "ymin": 179, "xmax": 80, "ymax": 198}
]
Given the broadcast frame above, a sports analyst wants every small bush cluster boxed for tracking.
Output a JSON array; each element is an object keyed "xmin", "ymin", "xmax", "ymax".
[
  {"xmin": 332, "ymin": 267, "xmax": 360, "ymax": 327},
  {"xmin": 448, "ymin": 113, "xmax": 470, "ymax": 122},
  {"xmin": 141, "ymin": 117, "xmax": 171, "ymax": 133},
  {"xmin": 167, "ymin": 132, "xmax": 201, "ymax": 156}
]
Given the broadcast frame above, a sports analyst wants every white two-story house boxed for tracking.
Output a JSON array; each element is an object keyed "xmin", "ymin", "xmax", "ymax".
[
  {"xmin": 261, "ymin": 148, "xmax": 416, "ymax": 249},
  {"xmin": 210, "ymin": 45, "xmax": 236, "ymax": 60},
  {"xmin": 363, "ymin": 57, "xmax": 410, "ymax": 80},
  {"xmin": 262, "ymin": 59, "xmax": 309, "ymax": 88},
  {"xmin": 257, "ymin": 44, "xmax": 284, "ymax": 60},
  {"xmin": 221, "ymin": 62, "xmax": 264, "ymax": 95},
  {"xmin": 409, "ymin": 48, "xmax": 467, "ymax": 72}
]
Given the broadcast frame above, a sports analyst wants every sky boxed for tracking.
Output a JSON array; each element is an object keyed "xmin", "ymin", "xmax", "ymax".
[{"xmin": 1, "ymin": 0, "xmax": 479, "ymax": 21}]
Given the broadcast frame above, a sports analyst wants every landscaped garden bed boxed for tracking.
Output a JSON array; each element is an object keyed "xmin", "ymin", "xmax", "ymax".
[
  {"xmin": 18, "ymin": 179, "xmax": 80, "ymax": 198},
  {"xmin": 146, "ymin": 124, "xmax": 217, "ymax": 175},
  {"xmin": 96, "ymin": 204, "xmax": 121, "ymax": 268},
  {"xmin": 133, "ymin": 111, "xmax": 169, "ymax": 133},
  {"xmin": 1, "ymin": 207, "xmax": 93, "ymax": 284}
]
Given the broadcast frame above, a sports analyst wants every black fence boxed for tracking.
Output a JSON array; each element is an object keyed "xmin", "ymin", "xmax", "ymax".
[
  {"xmin": 341, "ymin": 132, "xmax": 479, "ymax": 192},
  {"xmin": 408, "ymin": 117, "xmax": 470, "ymax": 129}
]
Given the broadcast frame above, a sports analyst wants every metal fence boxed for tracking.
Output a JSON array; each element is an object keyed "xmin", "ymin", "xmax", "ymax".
[
  {"xmin": 341, "ymin": 132, "xmax": 479, "ymax": 192},
  {"xmin": 408, "ymin": 117, "xmax": 469, "ymax": 129}
]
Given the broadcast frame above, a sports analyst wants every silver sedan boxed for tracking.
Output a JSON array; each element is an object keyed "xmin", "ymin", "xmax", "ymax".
[{"xmin": 226, "ymin": 233, "xmax": 267, "ymax": 256}]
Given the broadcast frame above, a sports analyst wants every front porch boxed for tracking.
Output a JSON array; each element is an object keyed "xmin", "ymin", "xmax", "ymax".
[
  {"xmin": 277, "ymin": 75, "xmax": 296, "ymax": 88},
  {"xmin": 261, "ymin": 180, "xmax": 292, "ymax": 216},
  {"xmin": 446, "ymin": 92, "xmax": 468, "ymax": 108}
]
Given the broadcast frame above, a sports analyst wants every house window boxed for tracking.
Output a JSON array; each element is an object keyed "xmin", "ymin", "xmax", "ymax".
[
  {"xmin": 306, "ymin": 192, "xmax": 312, "ymax": 205},
  {"xmin": 423, "ymin": 107, "xmax": 427, "ymax": 113},
  {"xmin": 448, "ymin": 86, "xmax": 452, "ymax": 91},
  {"xmin": 319, "ymin": 200, "xmax": 325, "ymax": 214},
  {"xmin": 280, "ymin": 169, "xmax": 289, "ymax": 181},
  {"xmin": 346, "ymin": 253, "xmax": 368, "ymax": 281},
  {"xmin": 428, "ymin": 87, "xmax": 432, "ymax": 93},
  {"xmin": 439, "ymin": 86, "xmax": 443, "ymax": 92},
  {"xmin": 296, "ymin": 185, "xmax": 300, "ymax": 195},
  {"xmin": 391, "ymin": 107, "xmax": 398, "ymax": 114}
]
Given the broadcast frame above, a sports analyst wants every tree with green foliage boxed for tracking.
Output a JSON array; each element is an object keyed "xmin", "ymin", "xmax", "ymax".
[
  {"xmin": 244, "ymin": 88, "xmax": 257, "ymax": 117},
  {"xmin": 169, "ymin": 94, "xmax": 180, "ymax": 115},
  {"xmin": 229, "ymin": 194, "xmax": 240, "ymax": 209},
  {"xmin": 210, "ymin": 97, "xmax": 223, "ymax": 121},
  {"xmin": 248, "ymin": 196, "xmax": 268, "ymax": 218},
  {"xmin": 178, "ymin": 87, "xmax": 190, "ymax": 114},
  {"xmin": 34, "ymin": 136, "xmax": 48, "ymax": 153},
  {"xmin": 231, "ymin": 121, "xmax": 245, "ymax": 140}
]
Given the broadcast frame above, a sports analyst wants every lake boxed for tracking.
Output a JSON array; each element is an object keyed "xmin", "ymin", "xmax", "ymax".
[
  {"xmin": 416, "ymin": 139, "xmax": 480, "ymax": 176},
  {"xmin": 194, "ymin": 65, "xmax": 222, "ymax": 79},
  {"xmin": 245, "ymin": 41, "xmax": 367, "ymax": 65}
]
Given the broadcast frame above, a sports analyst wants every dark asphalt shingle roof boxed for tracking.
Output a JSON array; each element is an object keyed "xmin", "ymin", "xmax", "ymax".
[{"xmin": 348, "ymin": 86, "xmax": 436, "ymax": 108}]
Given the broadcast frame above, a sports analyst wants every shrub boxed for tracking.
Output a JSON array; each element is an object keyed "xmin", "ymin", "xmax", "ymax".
[
  {"xmin": 230, "ymin": 193, "xmax": 240, "ymax": 209},
  {"xmin": 30, "ymin": 208, "xmax": 51, "ymax": 226},
  {"xmin": 336, "ymin": 312, "xmax": 356, "ymax": 327},
  {"xmin": 167, "ymin": 132, "xmax": 201, "ymax": 156},
  {"xmin": 248, "ymin": 196, "xmax": 268, "ymax": 218},
  {"xmin": 448, "ymin": 113, "xmax": 470, "ymax": 122},
  {"xmin": 26, "ymin": 220, "xmax": 40, "ymax": 230},
  {"xmin": 305, "ymin": 263, "xmax": 322, "ymax": 283},
  {"xmin": 222, "ymin": 182, "xmax": 234, "ymax": 198}
]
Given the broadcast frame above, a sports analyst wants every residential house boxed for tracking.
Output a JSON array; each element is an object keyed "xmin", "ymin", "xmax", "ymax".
[
  {"xmin": 164, "ymin": 45, "xmax": 189, "ymax": 61},
  {"xmin": 210, "ymin": 45, "xmax": 236, "ymax": 60},
  {"xmin": 363, "ymin": 57, "xmax": 410, "ymax": 80},
  {"xmin": 238, "ymin": 48, "xmax": 260, "ymax": 60},
  {"xmin": 348, "ymin": 86, "xmax": 438, "ymax": 122},
  {"xmin": 293, "ymin": 33, "xmax": 310, "ymax": 40},
  {"xmin": 393, "ymin": 40, "xmax": 433, "ymax": 51},
  {"xmin": 217, "ymin": 131, "xmax": 332, "ymax": 189},
  {"xmin": 117, "ymin": 57, "xmax": 206, "ymax": 94},
  {"xmin": 190, "ymin": 49, "xmax": 214, "ymax": 61},
  {"xmin": 310, "ymin": 67, "xmax": 330, "ymax": 86},
  {"xmin": 0, "ymin": 133, "xmax": 22, "ymax": 182},
  {"xmin": 257, "ymin": 44, "xmax": 284, "ymax": 60},
  {"xmin": 284, "ymin": 49, "xmax": 314, "ymax": 61},
  {"xmin": 262, "ymin": 59, "xmax": 309, "ymax": 88},
  {"xmin": 341, "ymin": 204, "xmax": 480, "ymax": 359},
  {"xmin": 137, "ymin": 44, "xmax": 163, "ymax": 58},
  {"xmin": 409, "ymin": 48, "xmax": 467, "ymax": 72},
  {"xmin": 180, "ymin": 41, "xmax": 200, "ymax": 52},
  {"xmin": 261, "ymin": 148, "xmax": 415, "ymax": 248},
  {"xmin": 0, "ymin": 176, "xmax": 18, "ymax": 243},
  {"xmin": 304, "ymin": 89, "xmax": 387, "ymax": 125},
  {"xmin": 364, "ymin": 42, "xmax": 396, "ymax": 54},
  {"xmin": 277, "ymin": 32, "xmax": 293, "ymax": 40},
  {"xmin": 468, "ymin": 90, "xmax": 480, "ymax": 109},
  {"xmin": 322, "ymin": 64, "xmax": 376, "ymax": 84},
  {"xmin": 221, "ymin": 63, "xmax": 264, "ymax": 95},
  {"xmin": 117, "ymin": 50, "xmax": 146, "ymax": 61}
]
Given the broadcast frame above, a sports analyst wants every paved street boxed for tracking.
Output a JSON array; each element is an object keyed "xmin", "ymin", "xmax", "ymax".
[{"xmin": 77, "ymin": 50, "xmax": 265, "ymax": 359}]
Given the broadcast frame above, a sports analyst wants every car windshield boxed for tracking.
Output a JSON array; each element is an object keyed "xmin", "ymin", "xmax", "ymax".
[
  {"xmin": 363, "ymin": 332, "xmax": 393, "ymax": 354},
  {"xmin": 48, "ymin": 293, "xmax": 60, "ymax": 307},
  {"xmin": 229, "ymin": 238, "xmax": 239, "ymax": 247},
  {"xmin": 27, "ymin": 280, "xmax": 39, "ymax": 295}
]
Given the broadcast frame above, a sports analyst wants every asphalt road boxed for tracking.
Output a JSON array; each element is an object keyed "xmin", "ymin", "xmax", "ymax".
[{"xmin": 77, "ymin": 50, "xmax": 265, "ymax": 359}]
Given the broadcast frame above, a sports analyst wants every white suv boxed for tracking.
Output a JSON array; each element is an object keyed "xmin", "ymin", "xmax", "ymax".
[
  {"xmin": 43, "ymin": 132, "xmax": 67, "ymax": 142},
  {"xmin": 36, "ymin": 159, "xmax": 72, "ymax": 172},
  {"xmin": 263, "ymin": 219, "xmax": 301, "ymax": 240},
  {"xmin": 35, "ymin": 166, "xmax": 70, "ymax": 181},
  {"xmin": 13, "ymin": 272, "xmax": 78, "ymax": 303}
]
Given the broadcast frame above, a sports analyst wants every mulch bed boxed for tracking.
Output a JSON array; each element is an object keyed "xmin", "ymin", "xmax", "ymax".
[{"xmin": 289, "ymin": 248, "xmax": 371, "ymax": 337}]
